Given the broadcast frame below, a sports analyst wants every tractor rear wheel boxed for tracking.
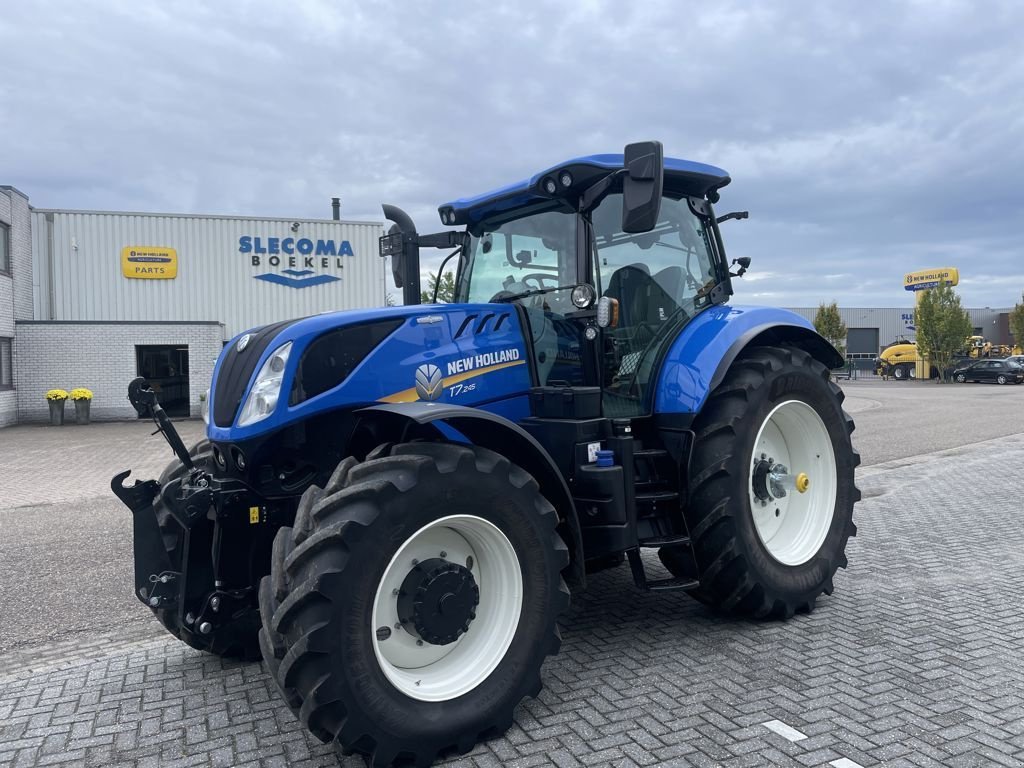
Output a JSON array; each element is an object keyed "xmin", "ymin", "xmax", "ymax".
[
  {"xmin": 660, "ymin": 345, "xmax": 859, "ymax": 618},
  {"xmin": 151, "ymin": 440, "xmax": 262, "ymax": 659},
  {"xmin": 260, "ymin": 442, "xmax": 570, "ymax": 767},
  {"xmin": 892, "ymin": 364, "xmax": 908, "ymax": 380}
]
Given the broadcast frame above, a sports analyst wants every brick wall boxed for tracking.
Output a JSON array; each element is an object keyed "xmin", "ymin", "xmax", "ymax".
[
  {"xmin": 14, "ymin": 322, "xmax": 225, "ymax": 422},
  {"xmin": 0, "ymin": 187, "xmax": 32, "ymax": 428}
]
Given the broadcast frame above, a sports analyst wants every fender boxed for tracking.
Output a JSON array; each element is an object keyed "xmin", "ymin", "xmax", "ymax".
[
  {"xmin": 358, "ymin": 402, "xmax": 586, "ymax": 588},
  {"xmin": 655, "ymin": 305, "xmax": 843, "ymax": 414}
]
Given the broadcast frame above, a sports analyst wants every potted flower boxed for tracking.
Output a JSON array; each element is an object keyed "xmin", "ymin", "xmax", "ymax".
[
  {"xmin": 70, "ymin": 388, "xmax": 94, "ymax": 425},
  {"xmin": 45, "ymin": 389, "xmax": 69, "ymax": 426}
]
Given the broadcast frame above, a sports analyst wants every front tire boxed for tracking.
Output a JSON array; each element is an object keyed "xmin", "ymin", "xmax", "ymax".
[
  {"xmin": 893, "ymin": 364, "xmax": 907, "ymax": 380},
  {"xmin": 260, "ymin": 442, "xmax": 570, "ymax": 767},
  {"xmin": 955, "ymin": 373, "xmax": 966, "ymax": 383},
  {"xmin": 660, "ymin": 346, "xmax": 859, "ymax": 618}
]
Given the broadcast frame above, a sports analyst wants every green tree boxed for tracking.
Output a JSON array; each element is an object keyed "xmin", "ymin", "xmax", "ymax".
[
  {"xmin": 420, "ymin": 271, "xmax": 456, "ymax": 304},
  {"xmin": 1009, "ymin": 293, "xmax": 1024, "ymax": 351},
  {"xmin": 914, "ymin": 283, "xmax": 972, "ymax": 383},
  {"xmin": 813, "ymin": 301, "xmax": 847, "ymax": 357}
]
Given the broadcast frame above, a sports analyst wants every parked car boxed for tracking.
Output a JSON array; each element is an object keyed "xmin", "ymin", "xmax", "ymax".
[
  {"xmin": 952, "ymin": 359, "xmax": 1024, "ymax": 384},
  {"xmin": 1006, "ymin": 355, "xmax": 1024, "ymax": 368}
]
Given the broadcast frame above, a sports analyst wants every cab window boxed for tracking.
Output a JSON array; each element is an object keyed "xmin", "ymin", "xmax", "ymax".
[
  {"xmin": 458, "ymin": 205, "xmax": 576, "ymax": 305},
  {"xmin": 590, "ymin": 193, "xmax": 719, "ymax": 416}
]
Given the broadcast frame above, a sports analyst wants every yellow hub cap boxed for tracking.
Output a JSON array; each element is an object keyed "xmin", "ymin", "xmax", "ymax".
[{"xmin": 795, "ymin": 472, "xmax": 810, "ymax": 493}]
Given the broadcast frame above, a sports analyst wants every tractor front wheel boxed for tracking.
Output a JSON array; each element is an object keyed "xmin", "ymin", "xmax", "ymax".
[
  {"xmin": 260, "ymin": 442, "xmax": 569, "ymax": 767},
  {"xmin": 660, "ymin": 345, "xmax": 859, "ymax": 618}
]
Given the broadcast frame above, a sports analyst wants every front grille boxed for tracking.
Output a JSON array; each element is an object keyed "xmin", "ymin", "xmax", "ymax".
[{"xmin": 213, "ymin": 320, "xmax": 295, "ymax": 428}]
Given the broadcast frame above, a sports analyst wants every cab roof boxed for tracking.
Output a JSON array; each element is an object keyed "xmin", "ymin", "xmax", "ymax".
[{"xmin": 439, "ymin": 154, "xmax": 730, "ymax": 226}]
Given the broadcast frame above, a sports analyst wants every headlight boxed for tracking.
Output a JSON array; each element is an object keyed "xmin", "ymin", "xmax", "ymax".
[
  {"xmin": 237, "ymin": 342, "xmax": 292, "ymax": 427},
  {"xmin": 201, "ymin": 388, "xmax": 210, "ymax": 425}
]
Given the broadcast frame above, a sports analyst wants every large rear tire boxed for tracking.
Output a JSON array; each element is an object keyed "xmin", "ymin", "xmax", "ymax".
[
  {"xmin": 260, "ymin": 442, "xmax": 570, "ymax": 767},
  {"xmin": 660, "ymin": 345, "xmax": 859, "ymax": 618},
  {"xmin": 151, "ymin": 440, "xmax": 262, "ymax": 659}
]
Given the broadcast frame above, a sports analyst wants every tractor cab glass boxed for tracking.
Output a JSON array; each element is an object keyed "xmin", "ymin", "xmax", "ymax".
[
  {"xmin": 590, "ymin": 192, "xmax": 719, "ymax": 416},
  {"xmin": 457, "ymin": 203, "xmax": 588, "ymax": 387},
  {"xmin": 458, "ymin": 203, "xmax": 578, "ymax": 306}
]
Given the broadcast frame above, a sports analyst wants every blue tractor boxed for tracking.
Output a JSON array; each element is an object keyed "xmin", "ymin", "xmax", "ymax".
[{"xmin": 113, "ymin": 142, "xmax": 859, "ymax": 767}]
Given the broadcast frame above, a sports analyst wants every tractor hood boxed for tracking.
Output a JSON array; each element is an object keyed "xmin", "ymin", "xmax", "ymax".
[{"xmin": 207, "ymin": 304, "xmax": 533, "ymax": 441}]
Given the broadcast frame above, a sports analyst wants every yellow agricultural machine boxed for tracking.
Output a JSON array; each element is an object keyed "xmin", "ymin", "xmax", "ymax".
[
  {"xmin": 874, "ymin": 342, "xmax": 935, "ymax": 380},
  {"xmin": 875, "ymin": 336, "xmax": 1022, "ymax": 380}
]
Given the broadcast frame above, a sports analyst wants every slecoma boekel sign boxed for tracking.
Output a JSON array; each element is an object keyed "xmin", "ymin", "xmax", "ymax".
[{"xmin": 240, "ymin": 236, "xmax": 355, "ymax": 288}]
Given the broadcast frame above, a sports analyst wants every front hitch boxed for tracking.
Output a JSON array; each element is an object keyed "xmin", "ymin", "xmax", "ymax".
[
  {"xmin": 112, "ymin": 378, "xmax": 205, "ymax": 610},
  {"xmin": 128, "ymin": 376, "xmax": 194, "ymax": 471},
  {"xmin": 111, "ymin": 470, "xmax": 179, "ymax": 607}
]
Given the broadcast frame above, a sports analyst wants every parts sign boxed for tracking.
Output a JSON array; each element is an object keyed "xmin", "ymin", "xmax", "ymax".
[{"xmin": 121, "ymin": 246, "xmax": 177, "ymax": 279}]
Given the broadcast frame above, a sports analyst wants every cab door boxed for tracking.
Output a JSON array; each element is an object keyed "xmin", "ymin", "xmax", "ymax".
[{"xmin": 588, "ymin": 193, "xmax": 723, "ymax": 418}]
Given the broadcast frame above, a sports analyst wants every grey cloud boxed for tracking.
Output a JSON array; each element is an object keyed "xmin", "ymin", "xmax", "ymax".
[{"xmin": 1, "ymin": 0, "xmax": 1022, "ymax": 307}]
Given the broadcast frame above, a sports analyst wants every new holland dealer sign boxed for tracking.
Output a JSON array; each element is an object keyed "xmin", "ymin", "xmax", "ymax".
[{"xmin": 241, "ymin": 235, "xmax": 354, "ymax": 288}]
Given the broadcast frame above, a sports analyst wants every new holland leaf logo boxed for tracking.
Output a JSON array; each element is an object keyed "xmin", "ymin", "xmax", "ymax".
[
  {"xmin": 254, "ymin": 269, "xmax": 341, "ymax": 289},
  {"xmin": 415, "ymin": 364, "xmax": 444, "ymax": 401}
]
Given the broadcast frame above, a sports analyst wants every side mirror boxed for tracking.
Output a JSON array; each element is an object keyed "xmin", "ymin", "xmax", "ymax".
[
  {"xmin": 379, "ymin": 226, "xmax": 405, "ymax": 288},
  {"xmin": 621, "ymin": 140, "xmax": 664, "ymax": 233},
  {"xmin": 730, "ymin": 256, "xmax": 751, "ymax": 278}
]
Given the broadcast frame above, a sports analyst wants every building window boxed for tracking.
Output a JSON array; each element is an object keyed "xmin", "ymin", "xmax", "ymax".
[
  {"xmin": 0, "ymin": 338, "xmax": 12, "ymax": 389},
  {"xmin": 0, "ymin": 222, "xmax": 10, "ymax": 276}
]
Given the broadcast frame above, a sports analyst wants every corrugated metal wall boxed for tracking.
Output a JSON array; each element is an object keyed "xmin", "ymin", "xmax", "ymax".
[
  {"xmin": 787, "ymin": 306, "xmax": 1009, "ymax": 352},
  {"xmin": 31, "ymin": 210, "xmax": 386, "ymax": 338}
]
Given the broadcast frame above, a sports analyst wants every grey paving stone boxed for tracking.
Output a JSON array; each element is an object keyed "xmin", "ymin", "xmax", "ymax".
[{"xmin": 4, "ymin": 417, "xmax": 1024, "ymax": 767}]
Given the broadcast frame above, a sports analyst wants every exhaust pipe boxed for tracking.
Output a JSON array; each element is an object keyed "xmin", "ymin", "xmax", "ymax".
[
  {"xmin": 382, "ymin": 204, "xmax": 421, "ymax": 306},
  {"xmin": 331, "ymin": 197, "xmax": 340, "ymax": 220}
]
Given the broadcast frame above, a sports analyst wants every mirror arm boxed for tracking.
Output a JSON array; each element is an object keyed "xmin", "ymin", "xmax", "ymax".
[
  {"xmin": 578, "ymin": 169, "xmax": 624, "ymax": 213},
  {"xmin": 716, "ymin": 210, "xmax": 749, "ymax": 224},
  {"xmin": 418, "ymin": 231, "xmax": 464, "ymax": 249}
]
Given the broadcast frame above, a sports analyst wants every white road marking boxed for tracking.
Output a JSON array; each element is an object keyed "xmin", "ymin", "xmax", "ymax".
[
  {"xmin": 830, "ymin": 760, "xmax": 865, "ymax": 768},
  {"xmin": 762, "ymin": 719, "xmax": 807, "ymax": 742}
]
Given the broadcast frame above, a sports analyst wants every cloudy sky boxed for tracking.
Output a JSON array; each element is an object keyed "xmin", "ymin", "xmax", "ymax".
[{"xmin": 2, "ymin": 0, "xmax": 1022, "ymax": 308}]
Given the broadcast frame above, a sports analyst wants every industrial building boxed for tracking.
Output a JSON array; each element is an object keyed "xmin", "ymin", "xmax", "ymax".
[
  {"xmin": 0, "ymin": 184, "xmax": 1017, "ymax": 427},
  {"xmin": 0, "ymin": 186, "xmax": 385, "ymax": 426},
  {"xmin": 786, "ymin": 306, "xmax": 1015, "ymax": 370}
]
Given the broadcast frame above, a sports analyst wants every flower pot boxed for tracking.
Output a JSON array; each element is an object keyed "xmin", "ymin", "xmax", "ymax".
[
  {"xmin": 48, "ymin": 399, "xmax": 66, "ymax": 426},
  {"xmin": 74, "ymin": 399, "xmax": 91, "ymax": 425}
]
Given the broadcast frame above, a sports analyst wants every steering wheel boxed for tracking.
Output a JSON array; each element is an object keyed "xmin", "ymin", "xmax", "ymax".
[
  {"xmin": 488, "ymin": 272, "xmax": 560, "ymax": 303},
  {"xmin": 520, "ymin": 273, "xmax": 559, "ymax": 291}
]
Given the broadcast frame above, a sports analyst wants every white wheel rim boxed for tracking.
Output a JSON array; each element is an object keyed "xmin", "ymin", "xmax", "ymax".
[
  {"xmin": 371, "ymin": 515, "xmax": 523, "ymax": 702},
  {"xmin": 748, "ymin": 400, "xmax": 838, "ymax": 566}
]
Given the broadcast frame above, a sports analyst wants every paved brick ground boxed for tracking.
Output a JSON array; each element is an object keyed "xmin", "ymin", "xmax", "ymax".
[
  {"xmin": 0, "ymin": 420, "xmax": 205, "ymax": 510},
  {"xmin": 2, "ymin": 425, "xmax": 1024, "ymax": 766}
]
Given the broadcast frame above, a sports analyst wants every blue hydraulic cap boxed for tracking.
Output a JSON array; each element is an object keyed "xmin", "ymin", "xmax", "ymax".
[
  {"xmin": 438, "ymin": 154, "xmax": 731, "ymax": 226},
  {"xmin": 595, "ymin": 450, "xmax": 615, "ymax": 468}
]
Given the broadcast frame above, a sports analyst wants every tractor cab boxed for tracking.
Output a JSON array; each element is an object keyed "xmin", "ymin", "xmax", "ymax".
[{"xmin": 382, "ymin": 142, "xmax": 740, "ymax": 419}]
